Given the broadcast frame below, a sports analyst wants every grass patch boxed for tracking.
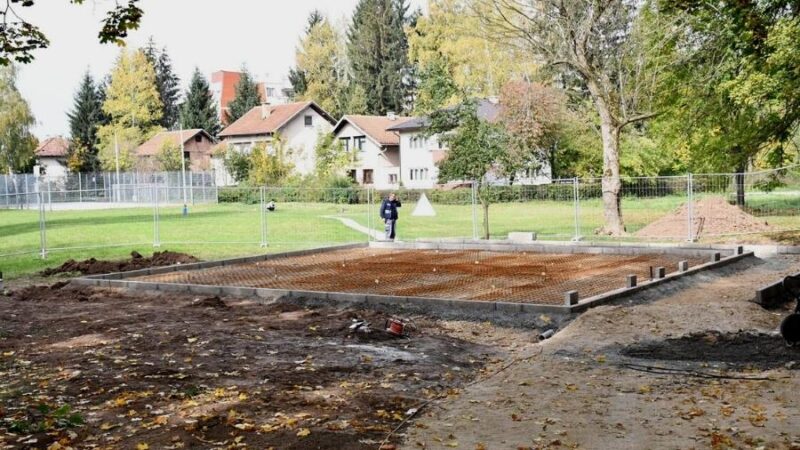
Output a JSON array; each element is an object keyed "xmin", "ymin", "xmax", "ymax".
[{"xmin": 1, "ymin": 192, "xmax": 798, "ymax": 279}]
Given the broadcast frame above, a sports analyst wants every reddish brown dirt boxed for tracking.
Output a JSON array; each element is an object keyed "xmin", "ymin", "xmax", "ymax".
[
  {"xmin": 39, "ymin": 251, "xmax": 199, "ymax": 276},
  {"xmin": 636, "ymin": 197, "xmax": 772, "ymax": 239},
  {"xmin": 0, "ymin": 282, "xmax": 503, "ymax": 450},
  {"xmin": 133, "ymin": 249, "xmax": 709, "ymax": 305}
]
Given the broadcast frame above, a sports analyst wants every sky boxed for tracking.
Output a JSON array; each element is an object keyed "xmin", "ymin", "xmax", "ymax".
[{"xmin": 16, "ymin": 0, "xmax": 427, "ymax": 139}]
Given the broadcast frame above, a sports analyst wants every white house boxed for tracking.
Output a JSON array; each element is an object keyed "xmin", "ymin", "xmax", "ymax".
[
  {"xmin": 388, "ymin": 99, "xmax": 552, "ymax": 189},
  {"xmin": 218, "ymin": 101, "xmax": 336, "ymax": 177},
  {"xmin": 386, "ymin": 117, "xmax": 448, "ymax": 190},
  {"xmin": 34, "ymin": 136, "xmax": 70, "ymax": 178},
  {"xmin": 332, "ymin": 114, "xmax": 412, "ymax": 190}
]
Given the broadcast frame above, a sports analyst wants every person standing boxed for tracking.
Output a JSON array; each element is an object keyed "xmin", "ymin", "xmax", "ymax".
[{"xmin": 380, "ymin": 192, "xmax": 402, "ymax": 241}]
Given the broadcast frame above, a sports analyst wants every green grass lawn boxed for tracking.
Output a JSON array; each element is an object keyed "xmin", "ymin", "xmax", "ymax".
[
  {"xmin": 2, "ymin": 191, "xmax": 798, "ymax": 279},
  {"xmin": 0, "ymin": 202, "xmax": 369, "ymax": 279}
]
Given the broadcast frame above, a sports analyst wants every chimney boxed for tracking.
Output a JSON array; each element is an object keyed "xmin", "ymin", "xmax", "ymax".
[
  {"xmin": 387, "ymin": 111, "xmax": 397, "ymax": 121},
  {"xmin": 261, "ymin": 103, "xmax": 271, "ymax": 120}
]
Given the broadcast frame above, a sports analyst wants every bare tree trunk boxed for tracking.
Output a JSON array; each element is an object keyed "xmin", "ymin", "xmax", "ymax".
[
  {"xmin": 600, "ymin": 119, "xmax": 625, "ymax": 235},
  {"xmin": 585, "ymin": 79, "xmax": 625, "ymax": 235},
  {"xmin": 482, "ymin": 199, "xmax": 490, "ymax": 240},
  {"xmin": 735, "ymin": 169, "xmax": 746, "ymax": 207}
]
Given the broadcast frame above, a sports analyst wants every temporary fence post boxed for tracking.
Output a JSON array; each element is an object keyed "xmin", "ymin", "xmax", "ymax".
[
  {"xmin": 153, "ymin": 184, "xmax": 161, "ymax": 248},
  {"xmin": 471, "ymin": 181, "xmax": 479, "ymax": 240},
  {"xmin": 47, "ymin": 177, "xmax": 52, "ymax": 211},
  {"xmin": 214, "ymin": 176, "xmax": 219, "ymax": 203},
  {"xmin": 38, "ymin": 191, "xmax": 47, "ymax": 259},
  {"xmin": 686, "ymin": 173, "xmax": 694, "ymax": 242},
  {"xmin": 260, "ymin": 186, "xmax": 268, "ymax": 248},
  {"xmin": 78, "ymin": 173, "xmax": 82, "ymax": 203},
  {"xmin": 572, "ymin": 177, "xmax": 581, "ymax": 241},
  {"xmin": 366, "ymin": 187, "xmax": 372, "ymax": 243}
]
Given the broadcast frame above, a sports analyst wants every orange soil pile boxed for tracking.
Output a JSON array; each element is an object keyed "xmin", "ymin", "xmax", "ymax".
[{"xmin": 636, "ymin": 197, "xmax": 771, "ymax": 239}]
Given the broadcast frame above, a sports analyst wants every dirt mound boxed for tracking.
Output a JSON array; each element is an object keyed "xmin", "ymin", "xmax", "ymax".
[
  {"xmin": 187, "ymin": 296, "xmax": 229, "ymax": 309},
  {"xmin": 635, "ymin": 197, "xmax": 771, "ymax": 239},
  {"xmin": 12, "ymin": 282, "xmax": 94, "ymax": 302},
  {"xmin": 40, "ymin": 251, "xmax": 199, "ymax": 276},
  {"xmin": 621, "ymin": 331, "xmax": 800, "ymax": 369}
]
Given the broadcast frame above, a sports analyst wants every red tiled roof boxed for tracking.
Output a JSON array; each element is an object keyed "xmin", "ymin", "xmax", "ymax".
[
  {"xmin": 219, "ymin": 102, "xmax": 334, "ymax": 138},
  {"xmin": 335, "ymin": 115, "xmax": 413, "ymax": 146},
  {"xmin": 136, "ymin": 129, "xmax": 211, "ymax": 156},
  {"xmin": 35, "ymin": 136, "xmax": 70, "ymax": 158}
]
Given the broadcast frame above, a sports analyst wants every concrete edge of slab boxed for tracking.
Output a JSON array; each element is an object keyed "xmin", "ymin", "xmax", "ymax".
[
  {"xmin": 569, "ymin": 251, "xmax": 756, "ymax": 312},
  {"xmin": 755, "ymin": 271, "xmax": 800, "ymax": 307},
  {"xmin": 369, "ymin": 239, "xmax": 743, "ymax": 258}
]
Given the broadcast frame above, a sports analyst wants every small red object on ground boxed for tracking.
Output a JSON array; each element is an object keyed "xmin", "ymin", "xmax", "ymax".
[{"xmin": 386, "ymin": 318, "xmax": 405, "ymax": 336}]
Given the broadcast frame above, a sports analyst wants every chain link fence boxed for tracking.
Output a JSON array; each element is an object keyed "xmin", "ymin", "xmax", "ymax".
[
  {"xmin": 0, "ymin": 170, "xmax": 217, "ymax": 210},
  {"xmin": 1, "ymin": 165, "xmax": 799, "ymax": 263}
]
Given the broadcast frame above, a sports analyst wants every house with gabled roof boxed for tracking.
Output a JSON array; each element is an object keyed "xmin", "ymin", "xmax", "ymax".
[
  {"xmin": 34, "ymin": 136, "xmax": 70, "ymax": 177},
  {"xmin": 218, "ymin": 101, "xmax": 336, "ymax": 176},
  {"xmin": 332, "ymin": 113, "xmax": 413, "ymax": 190},
  {"xmin": 135, "ymin": 129, "xmax": 217, "ymax": 172},
  {"xmin": 388, "ymin": 99, "xmax": 552, "ymax": 189}
]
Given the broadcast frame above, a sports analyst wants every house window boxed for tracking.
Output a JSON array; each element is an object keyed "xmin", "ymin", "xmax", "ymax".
[
  {"xmin": 354, "ymin": 136, "xmax": 366, "ymax": 151},
  {"xmin": 409, "ymin": 168, "xmax": 428, "ymax": 181},
  {"xmin": 340, "ymin": 137, "xmax": 350, "ymax": 152},
  {"xmin": 194, "ymin": 135, "xmax": 202, "ymax": 143},
  {"xmin": 304, "ymin": 115, "xmax": 313, "ymax": 127},
  {"xmin": 389, "ymin": 174, "xmax": 398, "ymax": 184},
  {"xmin": 363, "ymin": 169, "xmax": 374, "ymax": 184},
  {"xmin": 348, "ymin": 170, "xmax": 357, "ymax": 182}
]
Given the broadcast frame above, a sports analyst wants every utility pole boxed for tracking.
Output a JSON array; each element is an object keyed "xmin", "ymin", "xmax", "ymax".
[{"xmin": 114, "ymin": 131, "xmax": 121, "ymax": 203}]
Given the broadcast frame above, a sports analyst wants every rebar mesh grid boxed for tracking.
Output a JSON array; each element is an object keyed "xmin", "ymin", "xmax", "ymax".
[{"xmin": 132, "ymin": 248, "xmax": 710, "ymax": 305}]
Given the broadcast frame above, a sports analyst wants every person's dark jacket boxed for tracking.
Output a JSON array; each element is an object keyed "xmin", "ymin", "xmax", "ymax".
[{"xmin": 380, "ymin": 198, "xmax": 402, "ymax": 221}]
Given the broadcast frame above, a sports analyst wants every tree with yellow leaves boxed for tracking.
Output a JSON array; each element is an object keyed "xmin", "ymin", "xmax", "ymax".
[
  {"xmin": 97, "ymin": 48, "xmax": 163, "ymax": 171},
  {"xmin": 408, "ymin": 0, "xmax": 536, "ymax": 114}
]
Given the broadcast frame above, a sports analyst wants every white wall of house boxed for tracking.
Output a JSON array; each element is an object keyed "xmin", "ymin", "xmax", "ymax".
[
  {"xmin": 398, "ymin": 129, "xmax": 553, "ymax": 188},
  {"xmin": 280, "ymin": 108, "xmax": 332, "ymax": 176},
  {"xmin": 335, "ymin": 123, "xmax": 399, "ymax": 190},
  {"xmin": 38, "ymin": 157, "xmax": 68, "ymax": 178},
  {"xmin": 221, "ymin": 107, "xmax": 332, "ymax": 180},
  {"xmin": 485, "ymin": 160, "xmax": 553, "ymax": 186},
  {"xmin": 398, "ymin": 130, "xmax": 444, "ymax": 190}
]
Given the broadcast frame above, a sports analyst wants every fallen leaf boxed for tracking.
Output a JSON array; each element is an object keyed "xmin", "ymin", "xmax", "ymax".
[{"xmin": 297, "ymin": 428, "xmax": 311, "ymax": 437}]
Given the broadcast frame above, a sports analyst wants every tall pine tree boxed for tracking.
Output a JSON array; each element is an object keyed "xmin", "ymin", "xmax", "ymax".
[
  {"xmin": 181, "ymin": 68, "xmax": 221, "ymax": 136},
  {"xmin": 287, "ymin": 10, "xmax": 325, "ymax": 99},
  {"xmin": 66, "ymin": 70, "xmax": 104, "ymax": 171},
  {"xmin": 226, "ymin": 67, "xmax": 262, "ymax": 123},
  {"xmin": 143, "ymin": 38, "xmax": 181, "ymax": 129},
  {"xmin": 347, "ymin": 0, "xmax": 412, "ymax": 115}
]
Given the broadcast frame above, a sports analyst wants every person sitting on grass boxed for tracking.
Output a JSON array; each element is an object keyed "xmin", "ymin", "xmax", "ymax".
[{"xmin": 379, "ymin": 192, "xmax": 402, "ymax": 241}]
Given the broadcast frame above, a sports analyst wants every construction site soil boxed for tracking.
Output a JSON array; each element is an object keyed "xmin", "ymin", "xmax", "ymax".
[
  {"xmin": 39, "ymin": 251, "xmax": 198, "ymax": 277},
  {"xmin": 0, "ymin": 281, "xmax": 531, "ymax": 450},
  {"xmin": 132, "ymin": 248, "xmax": 710, "ymax": 305},
  {"xmin": 636, "ymin": 197, "xmax": 772, "ymax": 239},
  {"xmin": 621, "ymin": 330, "xmax": 800, "ymax": 369}
]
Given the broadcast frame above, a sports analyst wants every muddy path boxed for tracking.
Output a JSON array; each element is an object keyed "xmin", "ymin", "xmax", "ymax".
[
  {"xmin": 0, "ymin": 283, "xmax": 529, "ymax": 450},
  {"xmin": 403, "ymin": 256, "xmax": 800, "ymax": 449}
]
